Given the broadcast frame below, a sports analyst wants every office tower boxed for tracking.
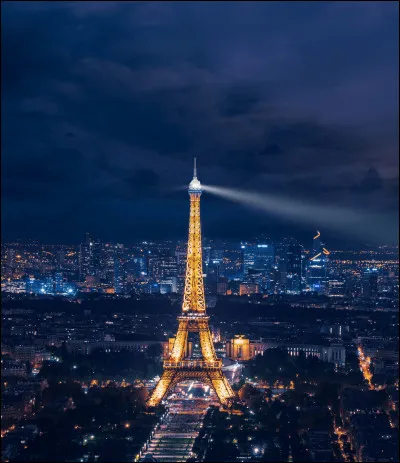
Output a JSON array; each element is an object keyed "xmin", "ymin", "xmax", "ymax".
[
  {"xmin": 79, "ymin": 233, "xmax": 103, "ymax": 282},
  {"xmin": 362, "ymin": 268, "xmax": 379, "ymax": 298},
  {"xmin": 285, "ymin": 242, "xmax": 302, "ymax": 294},
  {"xmin": 79, "ymin": 233, "xmax": 93, "ymax": 281},
  {"xmin": 203, "ymin": 243, "xmax": 211, "ymax": 270},
  {"xmin": 274, "ymin": 239, "xmax": 287, "ymax": 292},
  {"xmin": 91, "ymin": 238, "xmax": 103, "ymax": 280},
  {"xmin": 114, "ymin": 243, "xmax": 126, "ymax": 294},
  {"xmin": 254, "ymin": 240, "xmax": 275, "ymax": 292},
  {"xmin": 205, "ymin": 260, "xmax": 220, "ymax": 295},
  {"xmin": 300, "ymin": 246, "xmax": 307, "ymax": 290},
  {"xmin": 148, "ymin": 251, "xmax": 177, "ymax": 281},
  {"xmin": 307, "ymin": 231, "xmax": 330, "ymax": 294},
  {"xmin": 125, "ymin": 255, "xmax": 145, "ymax": 279},
  {"xmin": 56, "ymin": 250, "xmax": 65, "ymax": 271},
  {"xmin": 161, "ymin": 255, "xmax": 178, "ymax": 279},
  {"xmin": 159, "ymin": 254, "xmax": 178, "ymax": 294},
  {"xmin": 103, "ymin": 243, "xmax": 116, "ymax": 285},
  {"xmin": 241, "ymin": 242, "xmax": 256, "ymax": 277},
  {"xmin": 2, "ymin": 246, "xmax": 16, "ymax": 277},
  {"xmin": 54, "ymin": 272, "xmax": 64, "ymax": 294}
]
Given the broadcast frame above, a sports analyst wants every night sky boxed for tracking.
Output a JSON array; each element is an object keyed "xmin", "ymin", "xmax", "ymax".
[{"xmin": 2, "ymin": 2, "xmax": 398, "ymax": 245}]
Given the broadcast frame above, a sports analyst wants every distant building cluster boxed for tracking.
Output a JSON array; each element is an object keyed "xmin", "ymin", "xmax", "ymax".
[{"xmin": 1, "ymin": 234, "xmax": 398, "ymax": 306}]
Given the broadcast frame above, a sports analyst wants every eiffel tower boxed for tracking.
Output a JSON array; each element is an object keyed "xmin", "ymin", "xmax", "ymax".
[{"xmin": 147, "ymin": 159, "xmax": 236, "ymax": 408}]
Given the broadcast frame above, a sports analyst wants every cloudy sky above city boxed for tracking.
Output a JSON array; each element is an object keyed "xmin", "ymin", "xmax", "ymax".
[{"xmin": 2, "ymin": 1, "xmax": 398, "ymax": 244}]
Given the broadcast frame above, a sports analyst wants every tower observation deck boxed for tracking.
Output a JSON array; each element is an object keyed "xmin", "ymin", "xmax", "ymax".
[{"xmin": 147, "ymin": 159, "xmax": 236, "ymax": 408}]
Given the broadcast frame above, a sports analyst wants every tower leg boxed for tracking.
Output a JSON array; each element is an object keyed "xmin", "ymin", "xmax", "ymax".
[
  {"xmin": 147, "ymin": 370, "xmax": 176, "ymax": 408},
  {"xmin": 198, "ymin": 319, "xmax": 217, "ymax": 362},
  {"xmin": 208, "ymin": 370, "xmax": 236, "ymax": 406},
  {"xmin": 169, "ymin": 319, "xmax": 189, "ymax": 362}
]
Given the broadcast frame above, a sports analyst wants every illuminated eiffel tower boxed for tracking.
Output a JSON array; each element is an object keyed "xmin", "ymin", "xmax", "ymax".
[{"xmin": 147, "ymin": 159, "xmax": 236, "ymax": 408}]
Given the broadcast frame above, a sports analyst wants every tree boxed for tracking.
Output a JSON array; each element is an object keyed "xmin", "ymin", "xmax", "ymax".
[
  {"xmin": 314, "ymin": 381, "xmax": 340, "ymax": 408},
  {"xmin": 205, "ymin": 442, "xmax": 239, "ymax": 462},
  {"xmin": 238, "ymin": 383, "xmax": 264, "ymax": 410},
  {"xmin": 98, "ymin": 438, "xmax": 128, "ymax": 462}
]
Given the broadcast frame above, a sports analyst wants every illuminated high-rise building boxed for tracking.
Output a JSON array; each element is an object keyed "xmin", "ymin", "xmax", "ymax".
[
  {"xmin": 54, "ymin": 272, "xmax": 64, "ymax": 294},
  {"xmin": 147, "ymin": 159, "xmax": 235, "ymax": 408},
  {"xmin": 103, "ymin": 243, "xmax": 116, "ymax": 285},
  {"xmin": 307, "ymin": 231, "xmax": 330, "ymax": 294},
  {"xmin": 114, "ymin": 243, "xmax": 126, "ymax": 294},
  {"xmin": 241, "ymin": 242, "xmax": 256, "ymax": 277},
  {"xmin": 79, "ymin": 233, "xmax": 94, "ymax": 281},
  {"xmin": 254, "ymin": 240, "xmax": 274, "ymax": 292},
  {"xmin": 56, "ymin": 250, "xmax": 65, "ymax": 271},
  {"xmin": 175, "ymin": 245, "xmax": 187, "ymax": 294},
  {"xmin": 275, "ymin": 238, "xmax": 304, "ymax": 294},
  {"xmin": 2, "ymin": 246, "xmax": 16, "ymax": 278},
  {"xmin": 285, "ymin": 242, "xmax": 302, "ymax": 294},
  {"xmin": 79, "ymin": 233, "xmax": 104, "ymax": 282},
  {"xmin": 148, "ymin": 251, "xmax": 177, "ymax": 281}
]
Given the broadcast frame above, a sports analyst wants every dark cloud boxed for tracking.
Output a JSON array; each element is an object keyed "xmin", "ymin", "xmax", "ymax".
[
  {"xmin": 1, "ymin": 1, "xmax": 398, "ymax": 244},
  {"xmin": 104, "ymin": 168, "xmax": 161, "ymax": 200},
  {"xmin": 359, "ymin": 167, "xmax": 384, "ymax": 192},
  {"xmin": 2, "ymin": 149, "xmax": 85, "ymax": 200},
  {"xmin": 260, "ymin": 144, "xmax": 283, "ymax": 156},
  {"xmin": 350, "ymin": 167, "xmax": 384, "ymax": 194},
  {"xmin": 218, "ymin": 87, "xmax": 262, "ymax": 117}
]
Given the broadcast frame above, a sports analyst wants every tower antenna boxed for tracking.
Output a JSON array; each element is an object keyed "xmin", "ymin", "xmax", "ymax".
[{"xmin": 194, "ymin": 157, "xmax": 197, "ymax": 178}]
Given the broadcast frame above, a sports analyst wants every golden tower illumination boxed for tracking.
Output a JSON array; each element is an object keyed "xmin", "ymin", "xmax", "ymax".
[{"xmin": 147, "ymin": 159, "xmax": 236, "ymax": 408}]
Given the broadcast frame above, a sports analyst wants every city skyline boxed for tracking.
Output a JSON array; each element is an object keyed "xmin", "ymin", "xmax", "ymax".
[
  {"xmin": 1, "ymin": 3, "xmax": 398, "ymax": 462},
  {"xmin": 2, "ymin": 2, "xmax": 398, "ymax": 244}
]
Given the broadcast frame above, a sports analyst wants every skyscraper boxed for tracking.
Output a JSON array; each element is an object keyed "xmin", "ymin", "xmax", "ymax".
[
  {"xmin": 54, "ymin": 272, "xmax": 64, "ymax": 294},
  {"xmin": 241, "ymin": 242, "xmax": 256, "ymax": 277},
  {"xmin": 56, "ymin": 250, "xmax": 65, "ymax": 271},
  {"xmin": 362, "ymin": 268, "xmax": 379, "ymax": 299},
  {"xmin": 175, "ymin": 244, "xmax": 187, "ymax": 295},
  {"xmin": 285, "ymin": 242, "xmax": 302, "ymax": 294},
  {"xmin": 114, "ymin": 243, "xmax": 126, "ymax": 294},
  {"xmin": 79, "ymin": 233, "xmax": 94, "ymax": 282},
  {"xmin": 148, "ymin": 251, "xmax": 177, "ymax": 280},
  {"xmin": 254, "ymin": 240, "xmax": 274, "ymax": 292},
  {"xmin": 307, "ymin": 231, "xmax": 330, "ymax": 294},
  {"xmin": 103, "ymin": 243, "xmax": 116, "ymax": 285},
  {"xmin": 2, "ymin": 246, "xmax": 16, "ymax": 278},
  {"xmin": 79, "ymin": 233, "xmax": 103, "ymax": 282}
]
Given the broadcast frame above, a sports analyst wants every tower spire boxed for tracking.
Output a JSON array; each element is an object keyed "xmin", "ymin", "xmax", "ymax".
[{"xmin": 188, "ymin": 157, "xmax": 202, "ymax": 193}]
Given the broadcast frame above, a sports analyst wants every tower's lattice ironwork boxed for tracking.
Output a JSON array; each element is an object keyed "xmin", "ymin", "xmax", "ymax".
[{"xmin": 147, "ymin": 160, "xmax": 236, "ymax": 407}]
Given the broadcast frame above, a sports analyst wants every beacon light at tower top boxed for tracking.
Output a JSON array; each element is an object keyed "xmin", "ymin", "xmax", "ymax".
[{"xmin": 188, "ymin": 157, "xmax": 202, "ymax": 194}]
